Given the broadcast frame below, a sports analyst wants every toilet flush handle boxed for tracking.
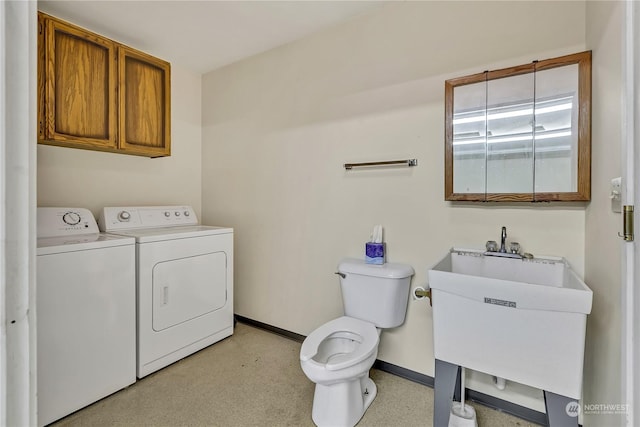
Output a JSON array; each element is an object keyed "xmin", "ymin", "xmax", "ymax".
[{"xmin": 334, "ymin": 272, "xmax": 346, "ymax": 279}]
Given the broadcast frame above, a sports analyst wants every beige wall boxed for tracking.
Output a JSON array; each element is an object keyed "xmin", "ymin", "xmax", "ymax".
[
  {"xmin": 202, "ymin": 1, "xmax": 587, "ymax": 409},
  {"xmin": 37, "ymin": 64, "xmax": 203, "ymax": 218},
  {"xmin": 584, "ymin": 2, "xmax": 624, "ymax": 426}
]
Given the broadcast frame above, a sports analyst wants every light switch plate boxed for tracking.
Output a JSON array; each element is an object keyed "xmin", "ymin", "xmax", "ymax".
[{"xmin": 611, "ymin": 177, "xmax": 622, "ymax": 213}]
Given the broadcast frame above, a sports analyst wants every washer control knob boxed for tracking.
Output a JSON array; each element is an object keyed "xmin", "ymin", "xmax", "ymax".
[
  {"xmin": 175, "ymin": 211, "xmax": 181, "ymax": 216},
  {"xmin": 184, "ymin": 211, "xmax": 190, "ymax": 217},
  {"xmin": 164, "ymin": 211, "xmax": 171, "ymax": 217},
  {"xmin": 63, "ymin": 211, "xmax": 81, "ymax": 225},
  {"xmin": 118, "ymin": 211, "xmax": 131, "ymax": 222}
]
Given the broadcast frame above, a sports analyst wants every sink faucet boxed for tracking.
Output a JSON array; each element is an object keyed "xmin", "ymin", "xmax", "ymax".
[
  {"xmin": 485, "ymin": 227, "xmax": 532, "ymax": 259},
  {"xmin": 499, "ymin": 226, "xmax": 507, "ymax": 253}
]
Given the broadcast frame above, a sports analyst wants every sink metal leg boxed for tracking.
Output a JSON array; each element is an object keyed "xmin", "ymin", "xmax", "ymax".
[
  {"xmin": 544, "ymin": 390, "xmax": 580, "ymax": 427},
  {"xmin": 434, "ymin": 359, "xmax": 461, "ymax": 427}
]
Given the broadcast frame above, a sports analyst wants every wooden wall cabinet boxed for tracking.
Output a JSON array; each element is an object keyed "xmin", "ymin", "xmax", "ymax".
[
  {"xmin": 119, "ymin": 46, "xmax": 171, "ymax": 157},
  {"xmin": 38, "ymin": 12, "xmax": 171, "ymax": 157}
]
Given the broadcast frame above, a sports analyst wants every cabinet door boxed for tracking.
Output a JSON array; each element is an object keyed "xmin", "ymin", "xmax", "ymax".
[
  {"xmin": 40, "ymin": 15, "xmax": 117, "ymax": 149},
  {"xmin": 118, "ymin": 46, "xmax": 171, "ymax": 157}
]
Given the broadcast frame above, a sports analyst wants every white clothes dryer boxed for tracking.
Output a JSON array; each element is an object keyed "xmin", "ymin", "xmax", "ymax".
[
  {"xmin": 37, "ymin": 208, "xmax": 136, "ymax": 426},
  {"xmin": 99, "ymin": 206, "xmax": 234, "ymax": 378}
]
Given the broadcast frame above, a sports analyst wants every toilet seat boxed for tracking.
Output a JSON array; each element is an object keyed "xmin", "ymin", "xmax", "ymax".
[{"xmin": 301, "ymin": 316, "xmax": 379, "ymax": 371}]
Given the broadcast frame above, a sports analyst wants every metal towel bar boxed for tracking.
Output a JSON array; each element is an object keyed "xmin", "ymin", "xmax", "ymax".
[{"xmin": 344, "ymin": 158, "xmax": 418, "ymax": 170}]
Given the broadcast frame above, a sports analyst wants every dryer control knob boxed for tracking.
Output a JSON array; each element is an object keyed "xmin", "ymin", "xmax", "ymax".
[
  {"xmin": 174, "ymin": 211, "xmax": 181, "ymax": 216},
  {"xmin": 118, "ymin": 211, "xmax": 131, "ymax": 222},
  {"xmin": 164, "ymin": 211, "xmax": 170, "ymax": 217},
  {"xmin": 184, "ymin": 211, "xmax": 190, "ymax": 217}
]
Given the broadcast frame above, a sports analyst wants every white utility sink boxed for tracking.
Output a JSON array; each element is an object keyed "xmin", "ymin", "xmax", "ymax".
[{"xmin": 429, "ymin": 248, "xmax": 593, "ymax": 399}]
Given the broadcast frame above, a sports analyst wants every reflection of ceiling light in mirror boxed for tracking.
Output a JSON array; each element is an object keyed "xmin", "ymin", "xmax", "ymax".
[
  {"xmin": 453, "ymin": 129, "xmax": 572, "ymax": 146},
  {"xmin": 452, "ymin": 102, "xmax": 573, "ymax": 125},
  {"xmin": 489, "ymin": 134, "xmax": 532, "ymax": 143},
  {"xmin": 489, "ymin": 130, "xmax": 571, "ymax": 144},
  {"xmin": 453, "ymin": 145, "xmax": 572, "ymax": 157},
  {"xmin": 455, "ymin": 131, "xmax": 481, "ymax": 138},
  {"xmin": 536, "ymin": 130, "xmax": 572, "ymax": 140}
]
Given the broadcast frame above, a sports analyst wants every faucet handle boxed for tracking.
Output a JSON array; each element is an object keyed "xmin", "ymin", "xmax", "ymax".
[
  {"xmin": 486, "ymin": 240, "xmax": 498, "ymax": 252},
  {"xmin": 509, "ymin": 242, "xmax": 521, "ymax": 254}
]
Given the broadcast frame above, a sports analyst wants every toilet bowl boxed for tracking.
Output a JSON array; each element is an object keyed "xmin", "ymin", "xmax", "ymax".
[
  {"xmin": 299, "ymin": 258, "xmax": 414, "ymax": 427},
  {"xmin": 301, "ymin": 316, "xmax": 380, "ymax": 381},
  {"xmin": 300, "ymin": 316, "xmax": 380, "ymax": 427}
]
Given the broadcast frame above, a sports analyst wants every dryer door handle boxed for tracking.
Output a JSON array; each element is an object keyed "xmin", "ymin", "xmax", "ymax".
[{"xmin": 162, "ymin": 285, "xmax": 169, "ymax": 306}]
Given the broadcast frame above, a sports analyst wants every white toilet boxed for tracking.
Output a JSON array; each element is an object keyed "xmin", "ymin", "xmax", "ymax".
[{"xmin": 300, "ymin": 258, "xmax": 414, "ymax": 427}]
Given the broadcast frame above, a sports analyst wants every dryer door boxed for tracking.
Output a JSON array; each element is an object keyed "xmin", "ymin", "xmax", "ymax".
[{"xmin": 152, "ymin": 251, "xmax": 227, "ymax": 331}]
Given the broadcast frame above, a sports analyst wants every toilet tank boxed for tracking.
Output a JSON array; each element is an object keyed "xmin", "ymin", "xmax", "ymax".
[{"xmin": 337, "ymin": 258, "xmax": 414, "ymax": 328}]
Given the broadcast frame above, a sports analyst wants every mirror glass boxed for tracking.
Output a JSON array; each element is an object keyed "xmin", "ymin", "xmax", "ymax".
[
  {"xmin": 445, "ymin": 51, "xmax": 590, "ymax": 202},
  {"xmin": 452, "ymin": 81, "xmax": 486, "ymax": 194},
  {"xmin": 534, "ymin": 64, "xmax": 579, "ymax": 193},
  {"xmin": 485, "ymin": 72, "xmax": 535, "ymax": 194}
]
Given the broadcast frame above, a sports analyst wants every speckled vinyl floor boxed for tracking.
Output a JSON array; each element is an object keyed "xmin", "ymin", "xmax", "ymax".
[{"xmin": 51, "ymin": 322, "xmax": 536, "ymax": 427}]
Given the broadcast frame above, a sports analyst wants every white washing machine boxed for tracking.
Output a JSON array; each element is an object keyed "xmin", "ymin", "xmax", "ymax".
[
  {"xmin": 99, "ymin": 206, "xmax": 234, "ymax": 378},
  {"xmin": 36, "ymin": 207, "xmax": 136, "ymax": 426}
]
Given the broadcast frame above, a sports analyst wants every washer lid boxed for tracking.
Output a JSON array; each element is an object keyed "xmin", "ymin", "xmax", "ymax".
[
  {"xmin": 37, "ymin": 233, "xmax": 135, "ymax": 255},
  {"xmin": 107, "ymin": 225, "xmax": 233, "ymax": 243}
]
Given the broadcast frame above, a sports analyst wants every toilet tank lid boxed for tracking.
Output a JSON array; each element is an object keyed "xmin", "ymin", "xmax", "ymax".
[{"xmin": 338, "ymin": 258, "xmax": 414, "ymax": 279}]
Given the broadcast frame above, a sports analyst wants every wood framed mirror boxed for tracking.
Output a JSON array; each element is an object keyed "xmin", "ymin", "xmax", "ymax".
[{"xmin": 444, "ymin": 51, "xmax": 591, "ymax": 202}]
